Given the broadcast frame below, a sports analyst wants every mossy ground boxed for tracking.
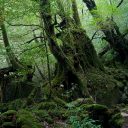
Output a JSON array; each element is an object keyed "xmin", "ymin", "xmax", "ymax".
[
  {"xmin": 0, "ymin": 65, "xmax": 127, "ymax": 128},
  {"xmin": 0, "ymin": 97, "xmax": 124, "ymax": 128}
]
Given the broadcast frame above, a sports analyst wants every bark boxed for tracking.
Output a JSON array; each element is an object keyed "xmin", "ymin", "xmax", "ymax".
[
  {"xmin": 83, "ymin": 0, "xmax": 128, "ymax": 62},
  {"xmin": 40, "ymin": 0, "xmax": 104, "ymax": 99}
]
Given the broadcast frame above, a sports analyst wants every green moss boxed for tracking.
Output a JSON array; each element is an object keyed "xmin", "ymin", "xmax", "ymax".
[
  {"xmin": 37, "ymin": 102, "xmax": 57, "ymax": 110},
  {"xmin": 33, "ymin": 110, "xmax": 53, "ymax": 124},
  {"xmin": 53, "ymin": 97, "xmax": 67, "ymax": 107},
  {"xmin": 109, "ymin": 113, "xmax": 124, "ymax": 128},
  {"xmin": 8, "ymin": 99, "xmax": 26, "ymax": 110},
  {"xmin": 86, "ymin": 70, "xmax": 121, "ymax": 105},
  {"xmin": 17, "ymin": 109, "xmax": 42, "ymax": 128},
  {"xmin": 2, "ymin": 122, "xmax": 15, "ymax": 127},
  {"xmin": 2, "ymin": 110, "xmax": 16, "ymax": 116},
  {"xmin": 21, "ymin": 124, "xmax": 32, "ymax": 128},
  {"xmin": 48, "ymin": 108, "xmax": 65, "ymax": 118},
  {"xmin": 80, "ymin": 104, "xmax": 107, "ymax": 111},
  {"xmin": 66, "ymin": 98, "xmax": 94, "ymax": 108}
]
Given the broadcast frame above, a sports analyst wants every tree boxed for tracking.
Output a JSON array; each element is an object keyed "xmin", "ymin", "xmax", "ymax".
[
  {"xmin": 0, "ymin": 2, "xmax": 23, "ymax": 70},
  {"xmin": 38, "ymin": 0, "xmax": 120, "ymax": 104},
  {"xmin": 83, "ymin": 0, "xmax": 128, "ymax": 62}
]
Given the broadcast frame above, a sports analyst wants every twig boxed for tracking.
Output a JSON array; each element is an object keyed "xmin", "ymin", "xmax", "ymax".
[{"xmin": 117, "ymin": 0, "xmax": 124, "ymax": 8}]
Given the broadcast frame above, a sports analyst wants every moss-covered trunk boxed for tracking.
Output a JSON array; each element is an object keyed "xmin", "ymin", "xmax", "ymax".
[
  {"xmin": 40, "ymin": 0, "xmax": 103, "ymax": 98},
  {"xmin": 39, "ymin": 0, "xmax": 121, "ymax": 105}
]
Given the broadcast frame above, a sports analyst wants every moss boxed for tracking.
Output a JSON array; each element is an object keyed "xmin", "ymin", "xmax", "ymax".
[
  {"xmin": 4, "ymin": 77, "xmax": 34, "ymax": 102},
  {"xmin": 80, "ymin": 104, "xmax": 107, "ymax": 111},
  {"xmin": 109, "ymin": 113, "xmax": 124, "ymax": 128},
  {"xmin": 21, "ymin": 124, "xmax": 32, "ymax": 128},
  {"xmin": 86, "ymin": 70, "xmax": 121, "ymax": 105},
  {"xmin": 37, "ymin": 102, "xmax": 57, "ymax": 110},
  {"xmin": 53, "ymin": 97, "xmax": 67, "ymax": 107},
  {"xmin": 33, "ymin": 110, "xmax": 53, "ymax": 123},
  {"xmin": 48, "ymin": 108, "xmax": 66, "ymax": 118},
  {"xmin": 2, "ymin": 110, "xmax": 16, "ymax": 116},
  {"xmin": 8, "ymin": 99, "xmax": 26, "ymax": 110},
  {"xmin": 81, "ymin": 104, "xmax": 108, "ymax": 120},
  {"xmin": 79, "ymin": 104, "xmax": 111, "ymax": 127},
  {"xmin": 66, "ymin": 98, "xmax": 94, "ymax": 108},
  {"xmin": 79, "ymin": 104, "xmax": 124, "ymax": 128},
  {"xmin": 16, "ymin": 109, "xmax": 42, "ymax": 128},
  {"xmin": 2, "ymin": 122, "xmax": 15, "ymax": 127}
]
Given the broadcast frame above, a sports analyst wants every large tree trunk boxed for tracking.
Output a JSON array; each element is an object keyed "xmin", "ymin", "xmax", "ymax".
[
  {"xmin": 40, "ymin": 0, "xmax": 103, "ymax": 97},
  {"xmin": 83, "ymin": 0, "xmax": 128, "ymax": 62},
  {"xmin": 39, "ymin": 0, "xmax": 121, "ymax": 105}
]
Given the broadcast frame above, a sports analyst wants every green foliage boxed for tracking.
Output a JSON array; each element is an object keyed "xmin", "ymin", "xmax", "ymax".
[
  {"xmin": 1, "ymin": 110, "xmax": 16, "ymax": 116},
  {"xmin": 37, "ymin": 101, "xmax": 57, "ymax": 110},
  {"xmin": 3, "ymin": 99, "xmax": 26, "ymax": 110},
  {"xmin": 17, "ymin": 109, "xmax": 42, "ymax": 128},
  {"xmin": 2, "ymin": 121, "xmax": 15, "ymax": 127},
  {"xmin": 109, "ymin": 113, "xmax": 124, "ymax": 128},
  {"xmin": 69, "ymin": 116, "xmax": 101, "ymax": 128},
  {"xmin": 33, "ymin": 110, "xmax": 53, "ymax": 123},
  {"xmin": 53, "ymin": 97, "xmax": 67, "ymax": 107}
]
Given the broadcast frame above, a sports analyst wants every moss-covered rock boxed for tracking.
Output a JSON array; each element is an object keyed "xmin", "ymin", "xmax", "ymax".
[
  {"xmin": 109, "ymin": 113, "xmax": 124, "ymax": 128},
  {"xmin": 86, "ymin": 70, "xmax": 121, "ymax": 105},
  {"xmin": 79, "ymin": 104, "xmax": 123, "ymax": 128},
  {"xmin": 36, "ymin": 101, "xmax": 57, "ymax": 110},
  {"xmin": 66, "ymin": 98, "xmax": 94, "ymax": 108},
  {"xmin": 3, "ymin": 78, "xmax": 34, "ymax": 102},
  {"xmin": 16, "ymin": 109, "xmax": 42, "ymax": 128}
]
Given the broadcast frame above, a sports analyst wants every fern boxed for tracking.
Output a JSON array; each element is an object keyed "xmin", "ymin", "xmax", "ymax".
[{"xmin": 69, "ymin": 116, "xmax": 101, "ymax": 128}]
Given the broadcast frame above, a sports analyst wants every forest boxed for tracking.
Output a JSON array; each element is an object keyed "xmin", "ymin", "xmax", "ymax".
[{"xmin": 0, "ymin": 0, "xmax": 128, "ymax": 127}]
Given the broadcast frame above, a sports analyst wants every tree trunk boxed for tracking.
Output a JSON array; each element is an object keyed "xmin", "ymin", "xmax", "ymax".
[
  {"xmin": 83, "ymin": 0, "xmax": 128, "ymax": 62},
  {"xmin": 40, "ymin": 0, "xmax": 104, "ymax": 98},
  {"xmin": 39, "ymin": 0, "xmax": 121, "ymax": 105},
  {"xmin": 1, "ymin": 23, "xmax": 23, "ymax": 70}
]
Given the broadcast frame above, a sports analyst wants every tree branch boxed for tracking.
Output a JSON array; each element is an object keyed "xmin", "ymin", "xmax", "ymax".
[
  {"xmin": 117, "ymin": 0, "xmax": 124, "ymax": 8},
  {"xmin": 6, "ymin": 22, "xmax": 41, "ymax": 27},
  {"xmin": 19, "ymin": 44, "xmax": 45, "ymax": 56},
  {"xmin": 25, "ymin": 36, "xmax": 45, "ymax": 44}
]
